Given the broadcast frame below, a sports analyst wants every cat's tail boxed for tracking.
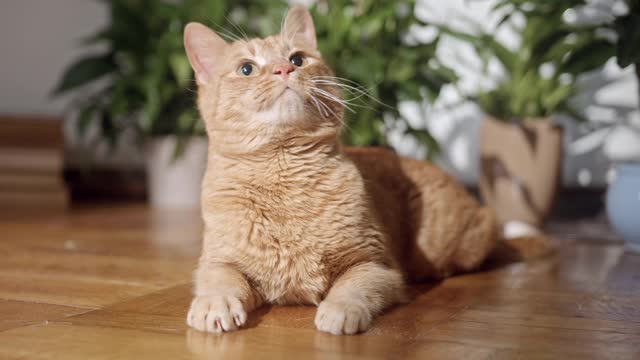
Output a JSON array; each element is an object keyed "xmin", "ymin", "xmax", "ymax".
[{"xmin": 489, "ymin": 221, "xmax": 555, "ymax": 264}]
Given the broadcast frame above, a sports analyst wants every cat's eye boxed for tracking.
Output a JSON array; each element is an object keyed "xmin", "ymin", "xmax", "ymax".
[
  {"xmin": 289, "ymin": 54, "xmax": 304, "ymax": 67},
  {"xmin": 238, "ymin": 62, "xmax": 255, "ymax": 76}
]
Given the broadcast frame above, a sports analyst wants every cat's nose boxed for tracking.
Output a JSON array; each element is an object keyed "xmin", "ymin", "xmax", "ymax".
[{"xmin": 273, "ymin": 64, "xmax": 295, "ymax": 80}]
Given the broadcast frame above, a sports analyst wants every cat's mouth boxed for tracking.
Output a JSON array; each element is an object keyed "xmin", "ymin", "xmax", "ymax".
[
  {"xmin": 273, "ymin": 85, "xmax": 303, "ymax": 104},
  {"xmin": 279, "ymin": 86, "xmax": 297, "ymax": 96}
]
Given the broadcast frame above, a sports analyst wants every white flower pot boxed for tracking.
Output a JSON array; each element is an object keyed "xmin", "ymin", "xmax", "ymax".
[{"xmin": 145, "ymin": 136, "xmax": 207, "ymax": 209}]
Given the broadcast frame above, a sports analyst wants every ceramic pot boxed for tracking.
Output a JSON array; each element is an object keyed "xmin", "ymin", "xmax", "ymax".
[
  {"xmin": 479, "ymin": 117, "xmax": 563, "ymax": 226},
  {"xmin": 145, "ymin": 136, "xmax": 207, "ymax": 209},
  {"xmin": 606, "ymin": 163, "xmax": 640, "ymax": 252}
]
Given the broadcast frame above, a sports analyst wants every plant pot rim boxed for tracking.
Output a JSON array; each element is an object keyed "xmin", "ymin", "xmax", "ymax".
[
  {"xmin": 485, "ymin": 115, "xmax": 555, "ymax": 122},
  {"xmin": 484, "ymin": 116, "xmax": 563, "ymax": 129},
  {"xmin": 145, "ymin": 135, "xmax": 208, "ymax": 147}
]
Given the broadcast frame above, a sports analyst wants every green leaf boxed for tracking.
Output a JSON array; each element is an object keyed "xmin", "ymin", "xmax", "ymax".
[
  {"xmin": 560, "ymin": 39, "xmax": 615, "ymax": 74},
  {"xmin": 177, "ymin": 111, "xmax": 195, "ymax": 134},
  {"xmin": 399, "ymin": 82, "xmax": 422, "ymax": 100},
  {"xmin": 616, "ymin": 14, "xmax": 640, "ymax": 68},
  {"xmin": 169, "ymin": 53, "xmax": 193, "ymax": 88},
  {"xmin": 184, "ymin": 0, "xmax": 227, "ymax": 24},
  {"xmin": 438, "ymin": 25, "xmax": 517, "ymax": 70},
  {"xmin": 406, "ymin": 127, "xmax": 440, "ymax": 160},
  {"xmin": 542, "ymin": 83, "xmax": 573, "ymax": 112},
  {"xmin": 82, "ymin": 28, "xmax": 114, "ymax": 45},
  {"xmin": 53, "ymin": 55, "xmax": 116, "ymax": 95},
  {"xmin": 76, "ymin": 105, "xmax": 98, "ymax": 137},
  {"xmin": 141, "ymin": 79, "xmax": 161, "ymax": 133},
  {"xmin": 171, "ymin": 136, "xmax": 188, "ymax": 162},
  {"xmin": 421, "ymin": 64, "xmax": 458, "ymax": 95},
  {"xmin": 100, "ymin": 111, "xmax": 117, "ymax": 149}
]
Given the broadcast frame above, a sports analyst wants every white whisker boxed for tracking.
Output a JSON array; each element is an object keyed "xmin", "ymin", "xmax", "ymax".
[
  {"xmin": 316, "ymin": 96, "xmax": 336, "ymax": 118},
  {"xmin": 280, "ymin": 8, "xmax": 288, "ymax": 34},
  {"xmin": 208, "ymin": 21, "xmax": 245, "ymax": 43},
  {"xmin": 309, "ymin": 87, "xmax": 356, "ymax": 114},
  {"xmin": 309, "ymin": 91, "xmax": 335, "ymax": 118},
  {"xmin": 309, "ymin": 84, "xmax": 379, "ymax": 113},
  {"xmin": 225, "ymin": 16, "xmax": 249, "ymax": 41},
  {"xmin": 308, "ymin": 95, "xmax": 328, "ymax": 117},
  {"xmin": 310, "ymin": 78, "xmax": 391, "ymax": 109}
]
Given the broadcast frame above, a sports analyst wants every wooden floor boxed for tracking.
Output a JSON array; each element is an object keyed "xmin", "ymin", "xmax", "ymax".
[{"xmin": 0, "ymin": 203, "xmax": 639, "ymax": 359}]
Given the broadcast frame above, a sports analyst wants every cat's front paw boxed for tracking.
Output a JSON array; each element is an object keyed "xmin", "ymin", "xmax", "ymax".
[
  {"xmin": 315, "ymin": 300, "xmax": 372, "ymax": 335},
  {"xmin": 187, "ymin": 295, "xmax": 247, "ymax": 333}
]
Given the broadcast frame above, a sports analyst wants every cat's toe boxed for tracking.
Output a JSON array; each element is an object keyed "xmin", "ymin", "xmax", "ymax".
[
  {"xmin": 315, "ymin": 300, "xmax": 372, "ymax": 335},
  {"xmin": 187, "ymin": 295, "xmax": 247, "ymax": 333}
]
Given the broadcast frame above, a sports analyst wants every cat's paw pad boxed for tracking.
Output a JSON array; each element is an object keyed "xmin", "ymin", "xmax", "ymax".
[
  {"xmin": 187, "ymin": 295, "xmax": 247, "ymax": 333},
  {"xmin": 315, "ymin": 300, "xmax": 372, "ymax": 335}
]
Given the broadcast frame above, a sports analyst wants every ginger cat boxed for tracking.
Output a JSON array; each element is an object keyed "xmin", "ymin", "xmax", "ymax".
[{"xmin": 184, "ymin": 6, "xmax": 549, "ymax": 336}]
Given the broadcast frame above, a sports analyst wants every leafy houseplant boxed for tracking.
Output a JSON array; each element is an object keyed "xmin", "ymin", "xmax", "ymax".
[
  {"xmin": 54, "ymin": 0, "xmax": 275, "ymax": 152},
  {"xmin": 445, "ymin": 0, "xmax": 615, "ymax": 122},
  {"xmin": 307, "ymin": 0, "xmax": 456, "ymax": 152},
  {"xmin": 613, "ymin": 0, "xmax": 640, "ymax": 106},
  {"xmin": 603, "ymin": 0, "xmax": 640, "ymax": 251},
  {"xmin": 603, "ymin": 0, "xmax": 640, "ymax": 162},
  {"xmin": 438, "ymin": 0, "xmax": 615, "ymax": 226},
  {"xmin": 55, "ymin": 0, "xmax": 277, "ymax": 208}
]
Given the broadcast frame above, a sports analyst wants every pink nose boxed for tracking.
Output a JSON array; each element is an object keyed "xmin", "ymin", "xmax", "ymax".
[{"xmin": 273, "ymin": 64, "xmax": 295, "ymax": 79}]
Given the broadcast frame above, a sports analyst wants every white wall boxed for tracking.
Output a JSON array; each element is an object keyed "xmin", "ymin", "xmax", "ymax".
[
  {"xmin": 0, "ymin": 0, "xmax": 108, "ymax": 115},
  {"xmin": 0, "ymin": 1, "xmax": 145, "ymax": 169}
]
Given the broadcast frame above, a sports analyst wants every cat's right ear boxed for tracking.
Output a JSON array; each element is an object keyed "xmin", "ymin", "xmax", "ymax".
[
  {"xmin": 184, "ymin": 23, "xmax": 228, "ymax": 85},
  {"xmin": 282, "ymin": 5, "xmax": 317, "ymax": 49}
]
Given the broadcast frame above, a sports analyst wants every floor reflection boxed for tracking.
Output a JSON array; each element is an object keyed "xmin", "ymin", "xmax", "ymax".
[{"xmin": 149, "ymin": 207, "xmax": 203, "ymax": 259}]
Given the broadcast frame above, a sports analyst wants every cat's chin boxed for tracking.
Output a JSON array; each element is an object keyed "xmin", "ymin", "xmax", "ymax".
[
  {"xmin": 257, "ymin": 91, "xmax": 309, "ymax": 125},
  {"xmin": 257, "ymin": 104, "xmax": 303, "ymax": 125},
  {"xmin": 280, "ymin": 85, "xmax": 307, "ymax": 103}
]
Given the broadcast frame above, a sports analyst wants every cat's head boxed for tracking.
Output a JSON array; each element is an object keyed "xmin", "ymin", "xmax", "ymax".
[{"xmin": 184, "ymin": 6, "xmax": 344, "ymax": 150}]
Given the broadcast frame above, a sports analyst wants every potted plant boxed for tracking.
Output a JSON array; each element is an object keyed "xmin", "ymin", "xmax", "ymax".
[
  {"xmin": 54, "ymin": 0, "xmax": 273, "ymax": 208},
  {"xmin": 603, "ymin": 0, "xmax": 640, "ymax": 251},
  {"xmin": 437, "ymin": 0, "xmax": 615, "ymax": 227},
  {"xmin": 307, "ymin": 0, "xmax": 457, "ymax": 155}
]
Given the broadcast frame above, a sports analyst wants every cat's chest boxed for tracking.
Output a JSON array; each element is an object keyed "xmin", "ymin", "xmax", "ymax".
[
  {"xmin": 204, "ymin": 163, "xmax": 358, "ymax": 304},
  {"xmin": 237, "ymin": 240, "xmax": 329, "ymax": 305},
  {"xmin": 231, "ymin": 186, "xmax": 339, "ymax": 303}
]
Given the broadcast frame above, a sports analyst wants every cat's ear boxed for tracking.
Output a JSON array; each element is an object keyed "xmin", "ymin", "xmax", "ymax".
[
  {"xmin": 184, "ymin": 22, "xmax": 228, "ymax": 85},
  {"xmin": 282, "ymin": 5, "xmax": 317, "ymax": 49}
]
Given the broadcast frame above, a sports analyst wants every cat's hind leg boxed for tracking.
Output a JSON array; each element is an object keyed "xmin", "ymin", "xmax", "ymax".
[
  {"xmin": 400, "ymin": 158, "xmax": 498, "ymax": 279},
  {"xmin": 451, "ymin": 206, "xmax": 499, "ymax": 272}
]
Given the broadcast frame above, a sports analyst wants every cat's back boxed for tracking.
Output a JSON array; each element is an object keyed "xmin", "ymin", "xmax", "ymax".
[
  {"xmin": 345, "ymin": 146, "xmax": 494, "ymax": 277},
  {"xmin": 345, "ymin": 146, "xmax": 478, "ymax": 213}
]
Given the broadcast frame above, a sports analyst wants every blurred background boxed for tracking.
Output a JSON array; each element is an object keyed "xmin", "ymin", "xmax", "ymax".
[{"xmin": 1, "ymin": 0, "xmax": 639, "ymax": 244}]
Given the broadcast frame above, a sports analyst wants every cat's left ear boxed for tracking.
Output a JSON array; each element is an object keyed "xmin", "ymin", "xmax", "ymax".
[
  {"xmin": 184, "ymin": 22, "xmax": 228, "ymax": 85},
  {"xmin": 282, "ymin": 5, "xmax": 317, "ymax": 49}
]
